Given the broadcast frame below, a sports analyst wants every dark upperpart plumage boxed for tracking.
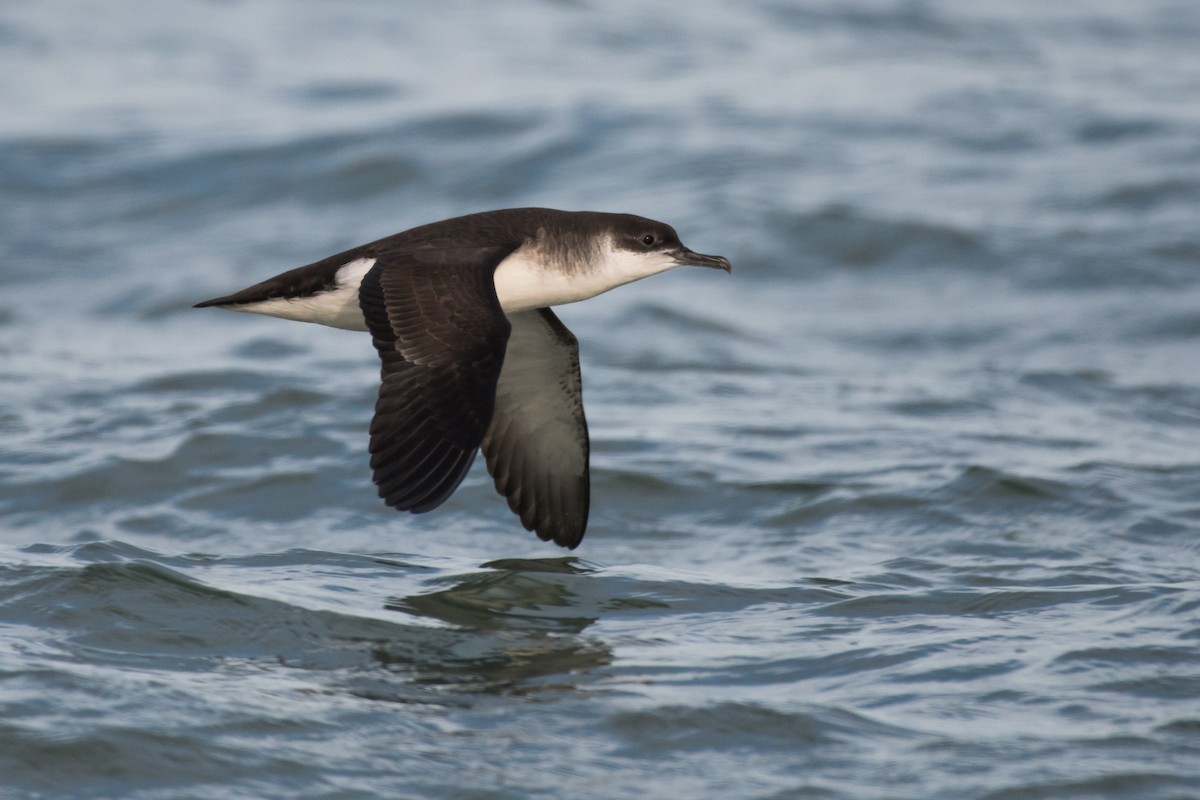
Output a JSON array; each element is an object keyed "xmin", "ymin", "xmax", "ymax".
[{"xmin": 194, "ymin": 209, "xmax": 666, "ymax": 309}]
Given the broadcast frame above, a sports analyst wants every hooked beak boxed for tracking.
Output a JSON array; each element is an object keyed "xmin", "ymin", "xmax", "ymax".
[{"xmin": 674, "ymin": 247, "xmax": 732, "ymax": 273}]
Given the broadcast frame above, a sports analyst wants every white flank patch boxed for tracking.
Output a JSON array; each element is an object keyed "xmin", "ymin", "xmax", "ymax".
[
  {"xmin": 231, "ymin": 258, "xmax": 375, "ymax": 331},
  {"xmin": 492, "ymin": 237, "xmax": 679, "ymax": 313}
]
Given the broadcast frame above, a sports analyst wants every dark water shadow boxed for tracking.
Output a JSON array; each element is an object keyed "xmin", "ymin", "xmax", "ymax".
[
  {"xmin": 376, "ymin": 557, "xmax": 612, "ymax": 696},
  {"xmin": 386, "ymin": 556, "xmax": 598, "ymax": 632}
]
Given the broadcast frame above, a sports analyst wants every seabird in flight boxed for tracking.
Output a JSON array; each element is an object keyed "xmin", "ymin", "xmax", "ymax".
[{"xmin": 195, "ymin": 208, "xmax": 731, "ymax": 548}]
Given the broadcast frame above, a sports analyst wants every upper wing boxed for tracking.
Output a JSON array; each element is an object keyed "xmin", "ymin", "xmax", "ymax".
[
  {"xmin": 358, "ymin": 247, "xmax": 513, "ymax": 513},
  {"xmin": 481, "ymin": 308, "xmax": 590, "ymax": 548}
]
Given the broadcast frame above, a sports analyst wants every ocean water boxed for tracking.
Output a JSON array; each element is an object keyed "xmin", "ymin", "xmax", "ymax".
[{"xmin": 2, "ymin": 1, "xmax": 1200, "ymax": 797}]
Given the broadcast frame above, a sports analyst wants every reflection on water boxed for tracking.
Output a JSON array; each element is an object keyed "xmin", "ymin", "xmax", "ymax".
[
  {"xmin": 378, "ymin": 557, "xmax": 611, "ymax": 695},
  {"xmin": 389, "ymin": 557, "xmax": 597, "ymax": 631}
]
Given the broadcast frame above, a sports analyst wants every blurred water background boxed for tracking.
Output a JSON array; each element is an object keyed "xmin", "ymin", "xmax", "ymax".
[{"xmin": 2, "ymin": 1, "xmax": 1200, "ymax": 798}]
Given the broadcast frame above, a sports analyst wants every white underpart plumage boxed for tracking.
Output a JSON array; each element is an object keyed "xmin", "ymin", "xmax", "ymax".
[
  {"xmin": 229, "ymin": 258, "xmax": 375, "ymax": 331},
  {"xmin": 492, "ymin": 235, "xmax": 681, "ymax": 313}
]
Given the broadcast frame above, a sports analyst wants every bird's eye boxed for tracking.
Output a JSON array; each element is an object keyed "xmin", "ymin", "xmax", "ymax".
[{"xmin": 640, "ymin": 234, "xmax": 656, "ymax": 247}]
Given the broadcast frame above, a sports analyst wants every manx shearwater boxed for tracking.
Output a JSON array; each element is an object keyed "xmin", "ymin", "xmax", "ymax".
[{"xmin": 195, "ymin": 208, "xmax": 731, "ymax": 548}]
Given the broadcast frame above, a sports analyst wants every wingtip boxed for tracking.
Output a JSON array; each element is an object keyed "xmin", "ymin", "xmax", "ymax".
[
  {"xmin": 557, "ymin": 532, "xmax": 585, "ymax": 550},
  {"xmin": 533, "ymin": 515, "xmax": 587, "ymax": 550}
]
